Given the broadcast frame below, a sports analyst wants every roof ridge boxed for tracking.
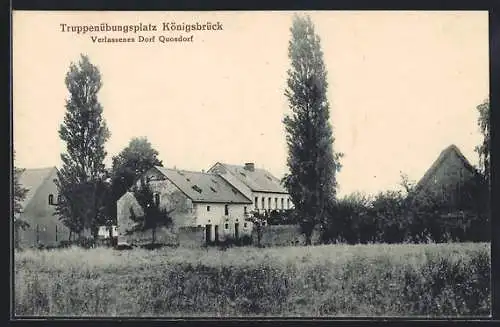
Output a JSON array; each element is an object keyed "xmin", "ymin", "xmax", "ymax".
[
  {"xmin": 156, "ymin": 166, "xmax": 218, "ymax": 176},
  {"xmin": 221, "ymin": 162, "xmax": 275, "ymax": 174},
  {"xmin": 414, "ymin": 146, "xmax": 453, "ymax": 191},
  {"xmin": 414, "ymin": 144, "xmax": 475, "ymax": 193},
  {"xmin": 214, "ymin": 174, "xmax": 254, "ymax": 202},
  {"xmin": 153, "ymin": 166, "xmax": 252, "ymax": 204},
  {"xmin": 217, "ymin": 162, "xmax": 287, "ymax": 193},
  {"xmin": 447, "ymin": 144, "xmax": 476, "ymax": 173},
  {"xmin": 20, "ymin": 167, "xmax": 57, "ymax": 210},
  {"xmin": 157, "ymin": 169, "xmax": 194, "ymax": 201}
]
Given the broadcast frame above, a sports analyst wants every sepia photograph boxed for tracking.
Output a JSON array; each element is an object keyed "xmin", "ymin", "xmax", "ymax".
[{"xmin": 12, "ymin": 10, "xmax": 490, "ymax": 317}]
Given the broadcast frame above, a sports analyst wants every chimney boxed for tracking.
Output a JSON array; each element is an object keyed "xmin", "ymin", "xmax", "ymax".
[{"xmin": 244, "ymin": 162, "xmax": 255, "ymax": 172}]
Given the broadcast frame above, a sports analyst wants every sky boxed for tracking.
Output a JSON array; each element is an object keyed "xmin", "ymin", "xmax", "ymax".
[{"xmin": 13, "ymin": 11, "xmax": 489, "ymax": 197}]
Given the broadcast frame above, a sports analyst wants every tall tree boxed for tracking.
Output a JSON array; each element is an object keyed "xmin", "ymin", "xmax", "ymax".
[
  {"xmin": 283, "ymin": 15, "xmax": 342, "ymax": 245},
  {"xmin": 13, "ymin": 151, "xmax": 29, "ymax": 230},
  {"xmin": 55, "ymin": 54, "xmax": 111, "ymax": 239},
  {"xmin": 475, "ymin": 97, "xmax": 490, "ymax": 183},
  {"xmin": 126, "ymin": 177, "xmax": 173, "ymax": 245}
]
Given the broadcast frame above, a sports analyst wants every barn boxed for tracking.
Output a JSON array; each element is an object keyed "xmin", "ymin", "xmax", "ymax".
[{"xmin": 116, "ymin": 166, "xmax": 254, "ymax": 245}]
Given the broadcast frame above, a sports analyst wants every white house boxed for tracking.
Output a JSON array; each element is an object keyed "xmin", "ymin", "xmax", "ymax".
[
  {"xmin": 207, "ymin": 162, "xmax": 294, "ymax": 214},
  {"xmin": 116, "ymin": 166, "xmax": 254, "ymax": 243}
]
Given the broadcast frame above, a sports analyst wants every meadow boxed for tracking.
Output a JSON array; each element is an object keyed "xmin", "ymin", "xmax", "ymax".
[{"xmin": 14, "ymin": 242, "xmax": 491, "ymax": 317}]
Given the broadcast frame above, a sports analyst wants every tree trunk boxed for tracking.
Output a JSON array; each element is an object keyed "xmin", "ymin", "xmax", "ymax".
[
  {"xmin": 305, "ymin": 232, "xmax": 312, "ymax": 246},
  {"xmin": 108, "ymin": 226, "xmax": 113, "ymax": 247},
  {"xmin": 257, "ymin": 227, "xmax": 262, "ymax": 247}
]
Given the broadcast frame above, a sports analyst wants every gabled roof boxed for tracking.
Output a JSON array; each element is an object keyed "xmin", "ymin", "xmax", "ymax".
[
  {"xmin": 213, "ymin": 163, "xmax": 288, "ymax": 194},
  {"xmin": 152, "ymin": 166, "xmax": 252, "ymax": 204},
  {"xmin": 17, "ymin": 167, "xmax": 58, "ymax": 209},
  {"xmin": 414, "ymin": 144, "xmax": 477, "ymax": 193}
]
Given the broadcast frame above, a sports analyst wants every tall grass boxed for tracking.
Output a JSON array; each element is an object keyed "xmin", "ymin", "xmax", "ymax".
[{"xmin": 14, "ymin": 243, "xmax": 491, "ymax": 317}]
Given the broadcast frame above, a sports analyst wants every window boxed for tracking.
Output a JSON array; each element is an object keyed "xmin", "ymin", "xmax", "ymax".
[
  {"xmin": 225, "ymin": 223, "xmax": 229, "ymax": 229},
  {"xmin": 244, "ymin": 222, "xmax": 248, "ymax": 228},
  {"xmin": 261, "ymin": 197, "xmax": 265, "ymax": 209},
  {"xmin": 275, "ymin": 198, "xmax": 278, "ymax": 209},
  {"xmin": 207, "ymin": 206, "xmax": 210, "ymax": 212},
  {"xmin": 268, "ymin": 197, "xmax": 271, "ymax": 209},
  {"xmin": 154, "ymin": 193, "xmax": 160, "ymax": 206},
  {"xmin": 192, "ymin": 185, "xmax": 202, "ymax": 193},
  {"xmin": 224, "ymin": 204, "xmax": 229, "ymax": 216},
  {"xmin": 244, "ymin": 206, "xmax": 247, "ymax": 214},
  {"xmin": 287, "ymin": 199, "xmax": 290, "ymax": 209},
  {"xmin": 281, "ymin": 198, "xmax": 284, "ymax": 209},
  {"xmin": 48, "ymin": 194, "xmax": 54, "ymax": 205},
  {"xmin": 210, "ymin": 187, "xmax": 217, "ymax": 192},
  {"xmin": 255, "ymin": 197, "xmax": 258, "ymax": 209}
]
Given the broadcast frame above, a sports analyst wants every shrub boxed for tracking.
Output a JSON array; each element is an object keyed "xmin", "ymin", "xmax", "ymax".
[
  {"xmin": 321, "ymin": 186, "xmax": 490, "ymax": 245},
  {"xmin": 267, "ymin": 209, "xmax": 298, "ymax": 225}
]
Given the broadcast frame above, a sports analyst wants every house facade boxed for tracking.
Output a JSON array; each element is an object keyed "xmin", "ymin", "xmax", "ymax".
[
  {"xmin": 14, "ymin": 167, "xmax": 71, "ymax": 247},
  {"xmin": 207, "ymin": 162, "xmax": 294, "ymax": 215},
  {"xmin": 116, "ymin": 166, "xmax": 254, "ymax": 244},
  {"xmin": 412, "ymin": 144, "xmax": 481, "ymax": 207}
]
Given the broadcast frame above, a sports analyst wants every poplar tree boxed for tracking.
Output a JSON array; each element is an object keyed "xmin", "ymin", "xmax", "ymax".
[
  {"xmin": 55, "ymin": 54, "xmax": 111, "ymax": 240},
  {"xmin": 283, "ymin": 15, "xmax": 342, "ymax": 245}
]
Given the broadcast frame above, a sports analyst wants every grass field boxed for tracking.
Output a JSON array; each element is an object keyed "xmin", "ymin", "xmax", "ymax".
[{"xmin": 14, "ymin": 242, "xmax": 491, "ymax": 317}]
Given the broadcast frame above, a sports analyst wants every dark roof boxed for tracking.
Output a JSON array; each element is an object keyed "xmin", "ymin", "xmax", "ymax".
[
  {"xmin": 17, "ymin": 167, "xmax": 57, "ymax": 209},
  {"xmin": 414, "ymin": 144, "xmax": 477, "ymax": 193},
  {"xmin": 215, "ymin": 163, "xmax": 287, "ymax": 193},
  {"xmin": 153, "ymin": 167, "xmax": 252, "ymax": 204}
]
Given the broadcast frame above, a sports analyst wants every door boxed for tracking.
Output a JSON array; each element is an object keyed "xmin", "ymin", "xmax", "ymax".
[
  {"xmin": 205, "ymin": 224, "xmax": 212, "ymax": 244},
  {"xmin": 234, "ymin": 223, "xmax": 240, "ymax": 240},
  {"xmin": 214, "ymin": 225, "xmax": 219, "ymax": 243}
]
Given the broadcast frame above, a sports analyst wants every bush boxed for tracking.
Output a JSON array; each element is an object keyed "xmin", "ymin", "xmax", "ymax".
[
  {"xmin": 76, "ymin": 237, "xmax": 96, "ymax": 249},
  {"xmin": 267, "ymin": 209, "xmax": 298, "ymax": 225},
  {"xmin": 321, "ymin": 186, "xmax": 490, "ymax": 245}
]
